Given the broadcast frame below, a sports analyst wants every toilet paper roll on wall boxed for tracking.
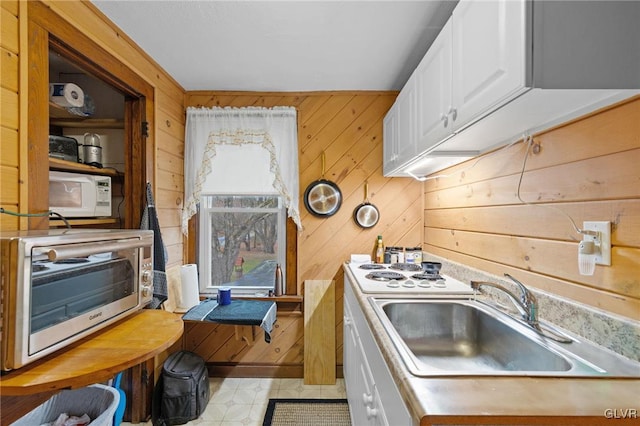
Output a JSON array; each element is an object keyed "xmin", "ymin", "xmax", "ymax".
[
  {"xmin": 179, "ymin": 264, "xmax": 201, "ymax": 311},
  {"xmin": 49, "ymin": 83, "xmax": 85, "ymax": 108}
]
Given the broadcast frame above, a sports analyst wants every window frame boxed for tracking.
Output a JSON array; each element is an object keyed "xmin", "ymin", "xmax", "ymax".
[{"xmin": 198, "ymin": 194, "xmax": 287, "ymax": 296}]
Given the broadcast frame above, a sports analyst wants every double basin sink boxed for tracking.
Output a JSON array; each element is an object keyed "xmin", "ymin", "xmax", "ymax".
[{"xmin": 369, "ymin": 298, "xmax": 640, "ymax": 377}]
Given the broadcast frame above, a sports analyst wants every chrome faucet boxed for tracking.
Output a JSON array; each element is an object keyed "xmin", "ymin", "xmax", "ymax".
[
  {"xmin": 470, "ymin": 273, "xmax": 538, "ymax": 327},
  {"xmin": 470, "ymin": 274, "xmax": 573, "ymax": 343}
]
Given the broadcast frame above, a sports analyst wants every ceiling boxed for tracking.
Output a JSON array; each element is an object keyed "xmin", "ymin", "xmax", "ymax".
[{"xmin": 91, "ymin": 0, "xmax": 458, "ymax": 92}]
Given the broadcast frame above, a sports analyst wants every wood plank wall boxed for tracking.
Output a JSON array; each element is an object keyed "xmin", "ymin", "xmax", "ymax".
[
  {"xmin": 423, "ymin": 96, "xmax": 640, "ymax": 321},
  {"xmin": 183, "ymin": 91, "xmax": 423, "ymax": 375},
  {"xmin": 0, "ymin": 1, "xmax": 21, "ymax": 229},
  {"xmin": 0, "ymin": 0, "xmax": 185, "ymax": 270}
]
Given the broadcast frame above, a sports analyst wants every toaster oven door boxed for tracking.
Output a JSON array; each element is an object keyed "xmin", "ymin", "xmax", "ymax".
[{"xmin": 28, "ymin": 242, "xmax": 141, "ymax": 357}]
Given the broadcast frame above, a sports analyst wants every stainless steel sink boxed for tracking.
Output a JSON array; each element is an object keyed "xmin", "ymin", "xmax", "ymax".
[{"xmin": 369, "ymin": 298, "xmax": 640, "ymax": 377}]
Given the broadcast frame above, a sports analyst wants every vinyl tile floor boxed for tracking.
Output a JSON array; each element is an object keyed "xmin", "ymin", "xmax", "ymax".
[{"xmin": 122, "ymin": 377, "xmax": 346, "ymax": 426}]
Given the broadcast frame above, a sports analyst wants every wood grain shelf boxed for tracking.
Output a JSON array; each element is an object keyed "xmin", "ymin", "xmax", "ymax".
[
  {"xmin": 49, "ymin": 218, "xmax": 118, "ymax": 228},
  {"xmin": 0, "ymin": 310, "xmax": 183, "ymax": 395},
  {"xmin": 244, "ymin": 295, "xmax": 304, "ymax": 303},
  {"xmin": 0, "ymin": 310, "xmax": 183, "ymax": 424},
  {"xmin": 49, "ymin": 102, "xmax": 124, "ymax": 129},
  {"xmin": 49, "ymin": 157, "xmax": 122, "ymax": 177}
]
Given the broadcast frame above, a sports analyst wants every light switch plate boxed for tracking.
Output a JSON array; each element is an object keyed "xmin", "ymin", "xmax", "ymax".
[{"xmin": 583, "ymin": 221, "xmax": 611, "ymax": 266}]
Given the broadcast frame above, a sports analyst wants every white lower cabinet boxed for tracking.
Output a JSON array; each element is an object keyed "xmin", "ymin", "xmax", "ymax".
[{"xmin": 344, "ymin": 280, "xmax": 412, "ymax": 426}]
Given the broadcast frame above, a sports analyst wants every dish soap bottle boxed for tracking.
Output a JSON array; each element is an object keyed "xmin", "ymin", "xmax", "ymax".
[
  {"xmin": 274, "ymin": 264, "xmax": 283, "ymax": 296},
  {"xmin": 375, "ymin": 235, "xmax": 384, "ymax": 264}
]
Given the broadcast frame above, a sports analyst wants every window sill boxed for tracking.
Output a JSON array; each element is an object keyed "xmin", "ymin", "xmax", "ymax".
[{"xmin": 235, "ymin": 295, "xmax": 303, "ymax": 304}]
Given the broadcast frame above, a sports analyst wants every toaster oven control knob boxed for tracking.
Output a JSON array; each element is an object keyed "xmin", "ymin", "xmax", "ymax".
[
  {"xmin": 142, "ymin": 285, "xmax": 152, "ymax": 298},
  {"xmin": 142, "ymin": 269, "xmax": 152, "ymax": 283}
]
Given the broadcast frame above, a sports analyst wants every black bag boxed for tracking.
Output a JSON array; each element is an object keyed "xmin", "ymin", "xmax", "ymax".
[{"xmin": 155, "ymin": 350, "xmax": 209, "ymax": 425}]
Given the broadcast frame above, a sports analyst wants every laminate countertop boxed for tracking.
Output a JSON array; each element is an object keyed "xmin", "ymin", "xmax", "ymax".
[
  {"xmin": 0, "ymin": 309, "xmax": 183, "ymax": 395},
  {"xmin": 344, "ymin": 266, "xmax": 640, "ymax": 426}
]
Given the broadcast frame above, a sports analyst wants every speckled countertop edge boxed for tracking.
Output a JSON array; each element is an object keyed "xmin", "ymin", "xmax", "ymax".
[{"xmin": 421, "ymin": 253, "xmax": 640, "ymax": 363}]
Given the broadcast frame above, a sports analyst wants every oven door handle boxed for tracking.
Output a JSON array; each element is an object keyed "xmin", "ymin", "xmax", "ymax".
[{"xmin": 35, "ymin": 239, "xmax": 152, "ymax": 261}]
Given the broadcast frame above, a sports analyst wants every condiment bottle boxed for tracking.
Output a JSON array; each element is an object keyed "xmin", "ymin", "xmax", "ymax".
[
  {"xmin": 413, "ymin": 247, "xmax": 423, "ymax": 264},
  {"xmin": 375, "ymin": 235, "xmax": 384, "ymax": 264},
  {"xmin": 383, "ymin": 246, "xmax": 392, "ymax": 264},
  {"xmin": 274, "ymin": 264, "xmax": 283, "ymax": 296}
]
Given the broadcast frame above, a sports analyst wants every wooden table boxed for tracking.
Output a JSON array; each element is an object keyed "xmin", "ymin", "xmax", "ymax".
[{"xmin": 0, "ymin": 309, "xmax": 183, "ymax": 423}]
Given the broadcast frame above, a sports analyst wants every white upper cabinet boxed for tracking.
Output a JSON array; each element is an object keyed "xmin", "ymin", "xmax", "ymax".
[
  {"xmin": 451, "ymin": 0, "xmax": 527, "ymax": 131},
  {"xmin": 415, "ymin": 19, "xmax": 453, "ymax": 152},
  {"xmin": 395, "ymin": 76, "xmax": 417, "ymax": 168},
  {"xmin": 382, "ymin": 103, "xmax": 398, "ymax": 176},
  {"xmin": 384, "ymin": 0, "xmax": 640, "ymax": 177},
  {"xmin": 416, "ymin": 0, "xmax": 527, "ymax": 156},
  {"xmin": 383, "ymin": 75, "xmax": 417, "ymax": 176}
]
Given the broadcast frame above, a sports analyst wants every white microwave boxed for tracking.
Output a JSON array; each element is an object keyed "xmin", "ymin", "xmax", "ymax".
[{"xmin": 49, "ymin": 171, "xmax": 111, "ymax": 217}]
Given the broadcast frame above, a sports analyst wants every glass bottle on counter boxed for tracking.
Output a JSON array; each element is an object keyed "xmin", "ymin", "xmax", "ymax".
[
  {"xmin": 406, "ymin": 247, "xmax": 422, "ymax": 263},
  {"xmin": 413, "ymin": 247, "xmax": 423, "ymax": 264},
  {"xmin": 383, "ymin": 246, "xmax": 392, "ymax": 264},
  {"xmin": 375, "ymin": 235, "xmax": 384, "ymax": 263}
]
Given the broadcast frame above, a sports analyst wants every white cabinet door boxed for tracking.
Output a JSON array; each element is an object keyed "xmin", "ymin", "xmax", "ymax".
[
  {"xmin": 344, "ymin": 277, "xmax": 412, "ymax": 425},
  {"xmin": 357, "ymin": 342, "xmax": 383, "ymax": 426},
  {"xmin": 451, "ymin": 0, "xmax": 527, "ymax": 130},
  {"xmin": 344, "ymin": 298, "xmax": 367, "ymax": 426},
  {"xmin": 416, "ymin": 19, "xmax": 453, "ymax": 153},
  {"xmin": 415, "ymin": 0, "xmax": 527, "ymax": 159},
  {"xmin": 394, "ymin": 75, "xmax": 418, "ymax": 167},
  {"xmin": 382, "ymin": 103, "xmax": 399, "ymax": 176},
  {"xmin": 383, "ymin": 75, "xmax": 417, "ymax": 175}
]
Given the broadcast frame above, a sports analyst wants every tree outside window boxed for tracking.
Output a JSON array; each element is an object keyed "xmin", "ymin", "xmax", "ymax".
[{"xmin": 199, "ymin": 195, "xmax": 285, "ymax": 294}]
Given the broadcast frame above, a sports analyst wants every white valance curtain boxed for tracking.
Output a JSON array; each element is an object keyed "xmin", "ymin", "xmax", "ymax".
[{"xmin": 182, "ymin": 106, "xmax": 301, "ymax": 234}]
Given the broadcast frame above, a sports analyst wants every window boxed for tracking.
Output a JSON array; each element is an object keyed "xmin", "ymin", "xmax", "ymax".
[{"xmin": 199, "ymin": 194, "xmax": 286, "ymax": 295}]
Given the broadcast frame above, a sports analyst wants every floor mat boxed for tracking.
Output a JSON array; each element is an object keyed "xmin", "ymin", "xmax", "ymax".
[{"xmin": 262, "ymin": 398, "xmax": 351, "ymax": 426}]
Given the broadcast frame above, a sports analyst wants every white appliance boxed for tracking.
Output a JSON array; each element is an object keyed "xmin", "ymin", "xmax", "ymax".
[
  {"xmin": 346, "ymin": 262, "xmax": 473, "ymax": 295},
  {"xmin": 49, "ymin": 171, "xmax": 111, "ymax": 217}
]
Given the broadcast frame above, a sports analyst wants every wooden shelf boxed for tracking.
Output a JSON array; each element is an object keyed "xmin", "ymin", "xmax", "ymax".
[
  {"xmin": 49, "ymin": 157, "xmax": 122, "ymax": 177},
  {"xmin": 0, "ymin": 310, "xmax": 183, "ymax": 421},
  {"xmin": 238, "ymin": 295, "xmax": 304, "ymax": 303},
  {"xmin": 49, "ymin": 218, "xmax": 118, "ymax": 228},
  {"xmin": 49, "ymin": 102, "xmax": 124, "ymax": 129}
]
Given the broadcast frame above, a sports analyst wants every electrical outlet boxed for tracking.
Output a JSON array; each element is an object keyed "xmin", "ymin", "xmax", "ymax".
[{"xmin": 583, "ymin": 221, "xmax": 611, "ymax": 266}]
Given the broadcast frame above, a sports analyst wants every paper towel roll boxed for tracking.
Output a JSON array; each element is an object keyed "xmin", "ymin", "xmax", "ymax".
[
  {"xmin": 49, "ymin": 83, "xmax": 84, "ymax": 108},
  {"xmin": 179, "ymin": 264, "xmax": 200, "ymax": 311}
]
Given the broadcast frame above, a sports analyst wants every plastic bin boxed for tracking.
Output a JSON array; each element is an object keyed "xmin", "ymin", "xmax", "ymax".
[{"xmin": 12, "ymin": 384, "xmax": 119, "ymax": 426}]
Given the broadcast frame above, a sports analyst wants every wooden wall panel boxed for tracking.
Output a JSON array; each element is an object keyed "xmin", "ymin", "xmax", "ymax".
[
  {"xmin": 153, "ymin": 91, "xmax": 185, "ymax": 267},
  {"xmin": 1, "ymin": 6, "xmax": 19, "ymax": 54},
  {"xmin": 1, "ymin": 87, "xmax": 18, "ymax": 130},
  {"xmin": 0, "ymin": 0, "xmax": 26, "ymax": 230},
  {"xmin": 184, "ymin": 91, "xmax": 422, "ymax": 376},
  {"xmin": 1, "ymin": 48, "xmax": 19, "ymax": 92},
  {"xmin": 424, "ymin": 96, "xmax": 640, "ymax": 320}
]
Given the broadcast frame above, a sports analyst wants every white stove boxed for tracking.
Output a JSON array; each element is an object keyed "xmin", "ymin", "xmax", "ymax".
[{"xmin": 345, "ymin": 262, "xmax": 473, "ymax": 295}]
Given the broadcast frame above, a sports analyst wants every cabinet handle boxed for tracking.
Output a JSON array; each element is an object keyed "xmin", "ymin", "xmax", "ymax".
[
  {"xmin": 366, "ymin": 406, "xmax": 378, "ymax": 419},
  {"xmin": 448, "ymin": 106, "xmax": 458, "ymax": 122},
  {"xmin": 440, "ymin": 113, "xmax": 448, "ymax": 128},
  {"xmin": 362, "ymin": 392, "xmax": 373, "ymax": 406}
]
